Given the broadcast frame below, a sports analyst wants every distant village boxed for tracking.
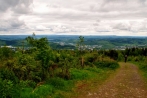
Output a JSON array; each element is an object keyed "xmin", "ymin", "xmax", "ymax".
[{"xmin": 1, "ymin": 42, "xmax": 147, "ymax": 51}]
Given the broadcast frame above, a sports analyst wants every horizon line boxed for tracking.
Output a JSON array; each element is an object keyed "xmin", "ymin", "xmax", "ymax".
[{"xmin": 0, "ymin": 34, "xmax": 147, "ymax": 37}]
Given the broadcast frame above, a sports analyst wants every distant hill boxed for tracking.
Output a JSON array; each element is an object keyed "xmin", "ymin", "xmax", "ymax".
[{"xmin": 0, "ymin": 35, "xmax": 147, "ymax": 49}]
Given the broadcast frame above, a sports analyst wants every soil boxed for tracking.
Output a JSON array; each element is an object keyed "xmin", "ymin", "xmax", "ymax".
[{"xmin": 75, "ymin": 62, "xmax": 147, "ymax": 98}]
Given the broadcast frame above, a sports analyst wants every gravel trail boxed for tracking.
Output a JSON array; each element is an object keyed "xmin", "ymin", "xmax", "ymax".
[{"xmin": 76, "ymin": 62, "xmax": 147, "ymax": 98}]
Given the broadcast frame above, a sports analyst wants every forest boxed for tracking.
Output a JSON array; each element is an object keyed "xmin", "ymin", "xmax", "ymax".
[
  {"xmin": 1, "ymin": 35, "xmax": 147, "ymax": 50},
  {"xmin": 0, "ymin": 35, "xmax": 147, "ymax": 98}
]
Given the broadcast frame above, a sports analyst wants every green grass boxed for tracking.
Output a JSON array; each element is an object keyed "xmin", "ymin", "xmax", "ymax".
[
  {"xmin": 70, "ymin": 68, "xmax": 91, "ymax": 80},
  {"xmin": 132, "ymin": 61, "xmax": 147, "ymax": 85},
  {"xmin": 18, "ymin": 67, "xmax": 115, "ymax": 98},
  {"xmin": 58, "ymin": 67, "xmax": 115, "ymax": 98},
  {"xmin": 46, "ymin": 77, "xmax": 73, "ymax": 91},
  {"xmin": 94, "ymin": 61, "xmax": 119, "ymax": 69},
  {"xmin": 0, "ymin": 64, "xmax": 119, "ymax": 98}
]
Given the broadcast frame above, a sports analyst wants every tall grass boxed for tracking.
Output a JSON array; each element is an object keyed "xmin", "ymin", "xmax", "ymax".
[
  {"xmin": 94, "ymin": 61, "xmax": 119, "ymax": 69},
  {"xmin": 19, "ymin": 67, "xmax": 107, "ymax": 98},
  {"xmin": 132, "ymin": 60, "xmax": 147, "ymax": 83},
  {"xmin": 0, "ymin": 60, "xmax": 119, "ymax": 98}
]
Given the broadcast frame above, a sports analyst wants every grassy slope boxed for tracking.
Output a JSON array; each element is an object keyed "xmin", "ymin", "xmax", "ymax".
[
  {"xmin": 50, "ymin": 67, "xmax": 116, "ymax": 98},
  {"xmin": 19, "ymin": 67, "xmax": 117, "ymax": 98},
  {"xmin": 132, "ymin": 62, "xmax": 147, "ymax": 83}
]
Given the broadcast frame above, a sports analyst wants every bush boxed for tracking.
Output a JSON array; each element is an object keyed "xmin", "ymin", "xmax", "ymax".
[
  {"xmin": 70, "ymin": 69, "xmax": 89, "ymax": 80},
  {"xmin": 0, "ymin": 47, "xmax": 14, "ymax": 60},
  {"xmin": 94, "ymin": 61, "xmax": 119, "ymax": 69},
  {"xmin": 85, "ymin": 67, "xmax": 102, "ymax": 73},
  {"xmin": 0, "ymin": 68, "xmax": 18, "ymax": 83},
  {"xmin": 135, "ymin": 62, "xmax": 147, "ymax": 81},
  {"xmin": 19, "ymin": 81, "xmax": 52, "ymax": 98},
  {"xmin": 20, "ymin": 88, "xmax": 34, "ymax": 98},
  {"xmin": 86, "ymin": 56, "xmax": 95, "ymax": 63},
  {"xmin": 0, "ymin": 79, "xmax": 20, "ymax": 98},
  {"xmin": 139, "ymin": 63, "xmax": 147, "ymax": 71},
  {"xmin": 46, "ymin": 77, "xmax": 69, "ymax": 90},
  {"xmin": 33, "ymin": 85, "xmax": 53, "ymax": 97}
]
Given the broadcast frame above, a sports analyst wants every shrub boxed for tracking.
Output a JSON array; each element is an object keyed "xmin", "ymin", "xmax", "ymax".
[
  {"xmin": 0, "ymin": 47, "xmax": 14, "ymax": 60},
  {"xmin": 70, "ymin": 69, "xmax": 89, "ymax": 80},
  {"xmin": 46, "ymin": 77, "xmax": 69, "ymax": 90},
  {"xmin": 32, "ymin": 85, "xmax": 53, "ymax": 97},
  {"xmin": 19, "ymin": 81, "xmax": 52, "ymax": 98},
  {"xmin": 20, "ymin": 88, "xmax": 34, "ymax": 98},
  {"xmin": 85, "ymin": 67, "xmax": 102, "ymax": 73},
  {"xmin": 0, "ymin": 68, "xmax": 18, "ymax": 83},
  {"xmin": 94, "ymin": 61, "xmax": 119, "ymax": 69},
  {"xmin": 139, "ymin": 63, "xmax": 147, "ymax": 71},
  {"xmin": 0, "ymin": 79, "xmax": 20, "ymax": 98},
  {"xmin": 86, "ymin": 56, "xmax": 95, "ymax": 63}
]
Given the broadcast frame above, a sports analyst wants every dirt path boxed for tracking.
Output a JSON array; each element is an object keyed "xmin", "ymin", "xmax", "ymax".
[{"xmin": 76, "ymin": 62, "xmax": 147, "ymax": 98}]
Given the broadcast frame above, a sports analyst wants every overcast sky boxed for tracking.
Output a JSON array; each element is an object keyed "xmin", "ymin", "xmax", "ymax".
[{"xmin": 0, "ymin": 0, "xmax": 147, "ymax": 36}]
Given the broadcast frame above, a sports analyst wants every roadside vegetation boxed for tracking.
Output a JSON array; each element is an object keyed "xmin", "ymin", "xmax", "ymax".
[
  {"xmin": 1, "ymin": 34, "xmax": 147, "ymax": 98},
  {"xmin": 125, "ymin": 48, "xmax": 147, "ymax": 82}
]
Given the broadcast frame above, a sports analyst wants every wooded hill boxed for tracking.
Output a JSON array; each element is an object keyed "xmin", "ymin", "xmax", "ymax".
[{"xmin": 0, "ymin": 35, "xmax": 147, "ymax": 98}]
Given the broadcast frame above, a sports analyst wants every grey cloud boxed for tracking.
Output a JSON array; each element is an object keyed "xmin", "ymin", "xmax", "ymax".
[
  {"xmin": 10, "ymin": 19, "xmax": 26, "ymax": 28},
  {"xmin": 93, "ymin": 23, "xmax": 99, "ymax": 26},
  {"xmin": 137, "ymin": 20, "xmax": 147, "ymax": 32},
  {"xmin": 1, "ymin": 0, "xmax": 147, "ymax": 35},
  {"xmin": 34, "ymin": 0, "xmax": 147, "ymax": 22},
  {"xmin": 113, "ymin": 20, "xmax": 147, "ymax": 32},
  {"xmin": 0, "ymin": 0, "xmax": 33, "ymax": 14},
  {"xmin": 0, "ymin": 19, "xmax": 26, "ymax": 31},
  {"xmin": 99, "ymin": 0, "xmax": 147, "ymax": 13},
  {"xmin": 13, "ymin": 0, "xmax": 33, "ymax": 14},
  {"xmin": 0, "ymin": 0, "xmax": 32, "ymax": 33},
  {"xmin": 113, "ymin": 23, "xmax": 131, "ymax": 31},
  {"xmin": 0, "ymin": 0, "xmax": 18, "ymax": 12},
  {"xmin": 47, "ymin": 4, "xmax": 60, "ymax": 8},
  {"xmin": 29, "ymin": 0, "xmax": 147, "ymax": 35}
]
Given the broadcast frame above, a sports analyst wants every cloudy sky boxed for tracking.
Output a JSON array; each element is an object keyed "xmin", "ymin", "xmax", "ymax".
[{"xmin": 0, "ymin": 0, "xmax": 147, "ymax": 36}]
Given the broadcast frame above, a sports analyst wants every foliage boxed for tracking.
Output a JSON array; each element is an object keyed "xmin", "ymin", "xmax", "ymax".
[
  {"xmin": 0, "ymin": 79, "xmax": 20, "ymax": 98},
  {"xmin": 46, "ymin": 77, "xmax": 70, "ymax": 90},
  {"xmin": 77, "ymin": 36, "xmax": 85, "ymax": 52},
  {"xmin": 33, "ymin": 85, "xmax": 53, "ymax": 97},
  {"xmin": 70, "ymin": 69, "xmax": 89, "ymax": 80},
  {"xmin": 104, "ymin": 50, "xmax": 118, "ymax": 60},
  {"xmin": 0, "ymin": 35, "xmax": 122, "ymax": 98},
  {"xmin": 139, "ymin": 63, "xmax": 147, "ymax": 71},
  {"xmin": 0, "ymin": 47, "xmax": 14, "ymax": 60},
  {"xmin": 0, "ymin": 68, "xmax": 18, "ymax": 83},
  {"xmin": 94, "ymin": 61, "xmax": 119, "ymax": 69},
  {"xmin": 133, "ymin": 61, "xmax": 147, "ymax": 84},
  {"xmin": 85, "ymin": 67, "xmax": 102, "ymax": 73},
  {"xmin": 125, "ymin": 47, "xmax": 147, "ymax": 57}
]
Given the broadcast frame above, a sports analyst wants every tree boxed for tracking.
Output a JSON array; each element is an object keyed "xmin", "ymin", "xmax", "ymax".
[
  {"xmin": 76, "ymin": 36, "xmax": 85, "ymax": 68},
  {"xmin": 77, "ymin": 36, "xmax": 85, "ymax": 53},
  {"xmin": 0, "ymin": 46, "xmax": 14, "ymax": 60},
  {"xmin": 26, "ymin": 34, "xmax": 52, "ymax": 79}
]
